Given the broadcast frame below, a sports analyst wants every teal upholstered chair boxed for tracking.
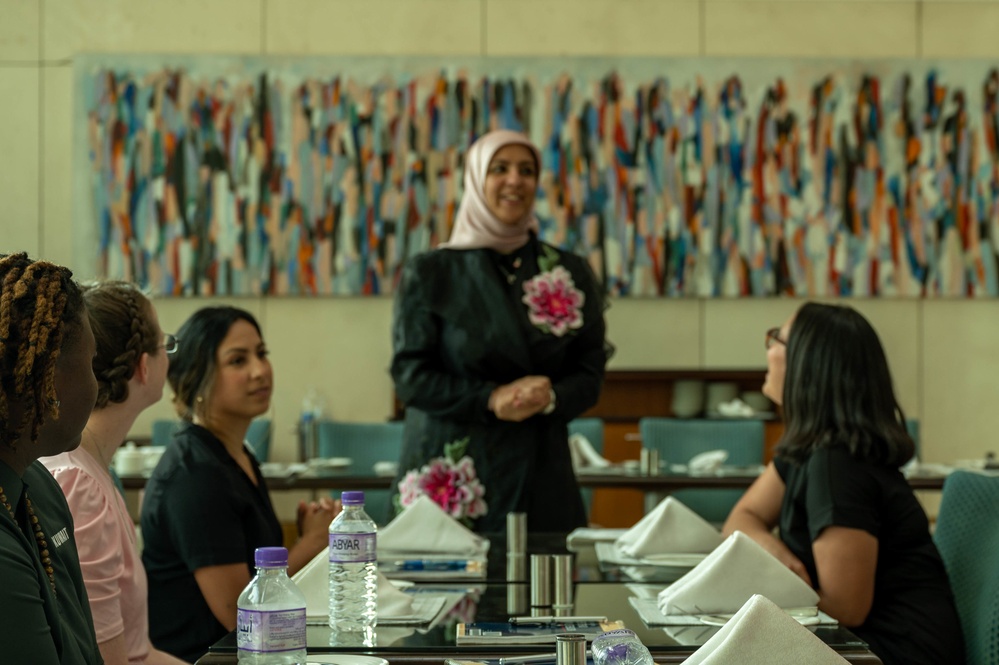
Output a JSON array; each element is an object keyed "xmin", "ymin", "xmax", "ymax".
[
  {"xmin": 933, "ymin": 470, "xmax": 999, "ymax": 664},
  {"xmin": 151, "ymin": 419, "xmax": 182, "ymax": 447},
  {"xmin": 568, "ymin": 418, "xmax": 605, "ymax": 520},
  {"xmin": 244, "ymin": 419, "xmax": 272, "ymax": 462},
  {"xmin": 638, "ymin": 418, "xmax": 765, "ymax": 524},
  {"xmin": 151, "ymin": 417, "xmax": 271, "ymax": 462},
  {"xmin": 316, "ymin": 421, "xmax": 405, "ymax": 525}
]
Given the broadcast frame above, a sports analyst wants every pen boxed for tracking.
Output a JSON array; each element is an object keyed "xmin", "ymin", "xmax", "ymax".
[
  {"xmin": 509, "ymin": 616, "xmax": 606, "ymax": 624},
  {"xmin": 396, "ymin": 560, "xmax": 470, "ymax": 571},
  {"xmin": 498, "ymin": 651, "xmax": 591, "ymax": 665}
]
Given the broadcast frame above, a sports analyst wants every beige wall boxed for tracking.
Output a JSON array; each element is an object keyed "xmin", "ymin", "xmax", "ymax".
[{"xmin": 3, "ymin": 1, "xmax": 998, "ymax": 485}]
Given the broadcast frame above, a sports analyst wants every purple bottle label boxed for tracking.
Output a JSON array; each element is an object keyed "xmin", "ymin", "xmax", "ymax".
[
  {"xmin": 236, "ymin": 608, "xmax": 306, "ymax": 653},
  {"xmin": 329, "ymin": 532, "xmax": 377, "ymax": 563}
]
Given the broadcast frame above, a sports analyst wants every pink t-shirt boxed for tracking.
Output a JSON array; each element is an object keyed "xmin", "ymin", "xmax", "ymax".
[{"xmin": 43, "ymin": 448, "xmax": 152, "ymax": 664}]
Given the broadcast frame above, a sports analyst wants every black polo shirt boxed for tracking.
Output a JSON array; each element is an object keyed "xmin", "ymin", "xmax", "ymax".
[
  {"xmin": 141, "ymin": 423, "xmax": 281, "ymax": 663},
  {"xmin": 775, "ymin": 446, "xmax": 965, "ymax": 665},
  {"xmin": 1, "ymin": 460, "xmax": 103, "ymax": 665}
]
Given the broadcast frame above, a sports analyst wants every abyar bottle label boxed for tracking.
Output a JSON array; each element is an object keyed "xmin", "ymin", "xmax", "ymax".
[{"xmin": 328, "ymin": 532, "xmax": 377, "ymax": 563}]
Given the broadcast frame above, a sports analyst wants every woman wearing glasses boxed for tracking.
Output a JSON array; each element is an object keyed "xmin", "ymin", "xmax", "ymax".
[
  {"xmin": 724, "ymin": 303, "xmax": 964, "ymax": 665},
  {"xmin": 42, "ymin": 281, "xmax": 187, "ymax": 665}
]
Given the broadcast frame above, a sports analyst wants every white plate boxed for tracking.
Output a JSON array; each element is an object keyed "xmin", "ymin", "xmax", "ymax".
[
  {"xmin": 306, "ymin": 657, "xmax": 389, "ymax": 665},
  {"xmin": 699, "ymin": 613, "xmax": 820, "ymax": 627},
  {"xmin": 373, "ymin": 460, "xmax": 398, "ymax": 477},
  {"xmin": 641, "ymin": 553, "xmax": 709, "ymax": 566},
  {"xmin": 594, "ymin": 542, "xmax": 706, "ymax": 569},
  {"xmin": 307, "ymin": 457, "xmax": 353, "ymax": 469}
]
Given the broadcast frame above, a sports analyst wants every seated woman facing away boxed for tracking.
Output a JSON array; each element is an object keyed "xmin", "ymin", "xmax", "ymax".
[
  {"xmin": 723, "ymin": 302, "xmax": 964, "ymax": 665},
  {"xmin": 0, "ymin": 252, "xmax": 103, "ymax": 665},
  {"xmin": 43, "ymin": 281, "xmax": 188, "ymax": 664},
  {"xmin": 140, "ymin": 306, "xmax": 339, "ymax": 662}
]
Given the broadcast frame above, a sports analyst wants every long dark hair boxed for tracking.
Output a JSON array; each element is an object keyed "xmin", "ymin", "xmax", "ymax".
[
  {"xmin": 776, "ymin": 302, "xmax": 914, "ymax": 466},
  {"xmin": 167, "ymin": 306, "xmax": 263, "ymax": 421}
]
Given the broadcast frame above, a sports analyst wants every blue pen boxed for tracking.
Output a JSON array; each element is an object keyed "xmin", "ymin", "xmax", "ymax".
[{"xmin": 397, "ymin": 560, "xmax": 469, "ymax": 571}]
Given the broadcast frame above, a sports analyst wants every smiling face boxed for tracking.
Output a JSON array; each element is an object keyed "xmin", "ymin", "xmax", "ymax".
[
  {"xmin": 762, "ymin": 316, "xmax": 792, "ymax": 405},
  {"xmin": 204, "ymin": 319, "xmax": 273, "ymax": 424},
  {"xmin": 483, "ymin": 144, "xmax": 538, "ymax": 226}
]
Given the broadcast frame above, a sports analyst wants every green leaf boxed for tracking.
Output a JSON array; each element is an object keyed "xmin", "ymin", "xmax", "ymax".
[
  {"xmin": 538, "ymin": 245, "xmax": 560, "ymax": 273},
  {"xmin": 443, "ymin": 436, "xmax": 470, "ymax": 463}
]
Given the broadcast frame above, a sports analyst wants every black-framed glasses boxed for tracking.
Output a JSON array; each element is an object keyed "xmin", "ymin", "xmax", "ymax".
[
  {"xmin": 765, "ymin": 327, "xmax": 786, "ymax": 350},
  {"xmin": 161, "ymin": 333, "xmax": 179, "ymax": 355}
]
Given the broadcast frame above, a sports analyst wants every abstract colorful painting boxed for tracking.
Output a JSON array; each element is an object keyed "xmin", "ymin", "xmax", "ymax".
[{"xmin": 74, "ymin": 57, "xmax": 999, "ymax": 297}]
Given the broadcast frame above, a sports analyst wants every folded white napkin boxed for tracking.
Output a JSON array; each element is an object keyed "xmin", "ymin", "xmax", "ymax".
[
  {"xmin": 292, "ymin": 546, "xmax": 413, "ymax": 618},
  {"xmin": 658, "ymin": 531, "xmax": 818, "ymax": 616},
  {"xmin": 569, "ymin": 433, "xmax": 611, "ymax": 470},
  {"xmin": 683, "ymin": 594, "xmax": 848, "ymax": 664},
  {"xmin": 688, "ymin": 450, "xmax": 729, "ymax": 474},
  {"xmin": 379, "ymin": 494, "xmax": 488, "ymax": 555},
  {"xmin": 616, "ymin": 497, "xmax": 723, "ymax": 558}
]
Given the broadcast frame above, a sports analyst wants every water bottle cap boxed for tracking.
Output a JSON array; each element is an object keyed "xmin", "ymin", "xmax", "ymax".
[
  {"xmin": 254, "ymin": 546, "xmax": 289, "ymax": 567},
  {"xmin": 341, "ymin": 491, "xmax": 365, "ymax": 505},
  {"xmin": 593, "ymin": 628, "xmax": 637, "ymax": 643}
]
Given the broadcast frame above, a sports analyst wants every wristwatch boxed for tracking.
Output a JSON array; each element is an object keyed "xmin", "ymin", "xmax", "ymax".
[{"xmin": 542, "ymin": 388, "xmax": 557, "ymax": 415}]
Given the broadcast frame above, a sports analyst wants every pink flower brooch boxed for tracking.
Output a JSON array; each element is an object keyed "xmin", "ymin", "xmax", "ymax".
[{"xmin": 521, "ymin": 246, "xmax": 585, "ymax": 337}]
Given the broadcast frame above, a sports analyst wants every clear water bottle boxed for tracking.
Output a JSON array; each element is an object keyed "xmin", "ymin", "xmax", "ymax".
[
  {"xmin": 236, "ymin": 547, "xmax": 307, "ymax": 665},
  {"xmin": 328, "ymin": 490, "xmax": 378, "ymax": 645},
  {"xmin": 591, "ymin": 629, "xmax": 655, "ymax": 665},
  {"xmin": 298, "ymin": 388, "xmax": 324, "ymax": 461}
]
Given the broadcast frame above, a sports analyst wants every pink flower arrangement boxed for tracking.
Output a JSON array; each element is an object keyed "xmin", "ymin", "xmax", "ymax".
[
  {"xmin": 397, "ymin": 438, "xmax": 487, "ymax": 525},
  {"xmin": 522, "ymin": 264, "xmax": 585, "ymax": 337}
]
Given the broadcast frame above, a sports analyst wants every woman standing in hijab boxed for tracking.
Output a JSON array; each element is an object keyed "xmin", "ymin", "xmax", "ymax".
[{"xmin": 391, "ymin": 130, "xmax": 610, "ymax": 533}]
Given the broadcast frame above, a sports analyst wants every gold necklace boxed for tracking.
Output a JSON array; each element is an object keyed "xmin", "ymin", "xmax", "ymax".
[
  {"xmin": 81, "ymin": 428, "xmax": 114, "ymax": 472},
  {"xmin": 497, "ymin": 256, "xmax": 523, "ymax": 284},
  {"xmin": 0, "ymin": 485, "xmax": 57, "ymax": 595}
]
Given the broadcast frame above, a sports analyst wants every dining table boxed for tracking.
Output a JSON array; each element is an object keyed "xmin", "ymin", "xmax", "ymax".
[
  {"xmin": 118, "ymin": 463, "xmax": 949, "ymax": 493},
  {"xmin": 193, "ymin": 533, "xmax": 886, "ymax": 664}
]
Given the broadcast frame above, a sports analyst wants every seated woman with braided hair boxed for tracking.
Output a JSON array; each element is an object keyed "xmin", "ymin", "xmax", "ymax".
[
  {"xmin": 0, "ymin": 253, "xmax": 103, "ymax": 665},
  {"xmin": 43, "ymin": 281, "xmax": 188, "ymax": 665}
]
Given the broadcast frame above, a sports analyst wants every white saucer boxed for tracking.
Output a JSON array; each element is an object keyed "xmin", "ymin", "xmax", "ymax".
[
  {"xmin": 307, "ymin": 457, "xmax": 352, "ymax": 469},
  {"xmin": 306, "ymin": 657, "xmax": 389, "ymax": 665}
]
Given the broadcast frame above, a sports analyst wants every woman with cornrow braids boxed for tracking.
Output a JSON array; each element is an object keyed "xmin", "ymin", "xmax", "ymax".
[
  {"xmin": 43, "ymin": 281, "xmax": 188, "ymax": 665},
  {"xmin": 0, "ymin": 252, "xmax": 103, "ymax": 665}
]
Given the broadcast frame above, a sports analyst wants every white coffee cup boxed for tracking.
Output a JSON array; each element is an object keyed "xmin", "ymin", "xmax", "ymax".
[
  {"xmin": 705, "ymin": 382, "xmax": 739, "ymax": 414},
  {"xmin": 740, "ymin": 391, "xmax": 772, "ymax": 414},
  {"xmin": 114, "ymin": 443, "xmax": 145, "ymax": 475},
  {"xmin": 672, "ymin": 380, "xmax": 705, "ymax": 418}
]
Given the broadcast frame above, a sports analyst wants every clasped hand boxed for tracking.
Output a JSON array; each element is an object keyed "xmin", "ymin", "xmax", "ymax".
[
  {"xmin": 297, "ymin": 497, "xmax": 341, "ymax": 540},
  {"xmin": 489, "ymin": 375, "xmax": 552, "ymax": 422}
]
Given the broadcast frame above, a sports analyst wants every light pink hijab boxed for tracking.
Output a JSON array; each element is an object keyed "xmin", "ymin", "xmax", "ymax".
[{"xmin": 442, "ymin": 130, "xmax": 542, "ymax": 252}]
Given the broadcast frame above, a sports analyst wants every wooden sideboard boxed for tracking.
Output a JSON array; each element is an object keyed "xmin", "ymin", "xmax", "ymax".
[{"xmin": 581, "ymin": 369, "xmax": 782, "ymax": 527}]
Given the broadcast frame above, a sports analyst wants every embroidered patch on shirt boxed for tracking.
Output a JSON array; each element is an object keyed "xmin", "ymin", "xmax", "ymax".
[{"xmin": 51, "ymin": 528, "xmax": 69, "ymax": 548}]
